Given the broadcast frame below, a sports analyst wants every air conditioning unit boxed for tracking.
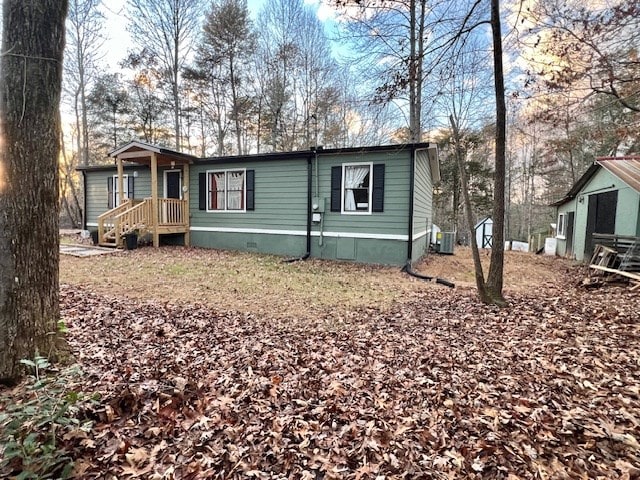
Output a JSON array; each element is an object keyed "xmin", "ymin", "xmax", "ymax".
[{"xmin": 436, "ymin": 231, "xmax": 455, "ymax": 255}]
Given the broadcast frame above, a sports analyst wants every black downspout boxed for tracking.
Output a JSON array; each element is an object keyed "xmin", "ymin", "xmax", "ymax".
[
  {"xmin": 305, "ymin": 152, "xmax": 312, "ymax": 256},
  {"xmin": 81, "ymin": 170, "xmax": 87, "ymax": 230},
  {"xmin": 284, "ymin": 153, "xmax": 312, "ymax": 262},
  {"xmin": 402, "ymin": 144, "xmax": 455, "ymax": 288},
  {"xmin": 407, "ymin": 145, "xmax": 416, "ymax": 262}
]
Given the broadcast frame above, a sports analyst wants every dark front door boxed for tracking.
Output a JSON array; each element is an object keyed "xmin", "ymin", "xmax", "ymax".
[
  {"xmin": 166, "ymin": 171, "xmax": 181, "ymax": 199},
  {"xmin": 585, "ymin": 190, "xmax": 617, "ymax": 258}
]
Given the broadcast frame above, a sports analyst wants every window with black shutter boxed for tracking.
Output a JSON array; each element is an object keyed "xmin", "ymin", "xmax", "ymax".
[
  {"xmin": 336, "ymin": 162, "xmax": 385, "ymax": 214},
  {"xmin": 246, "ymin": 170, "xmax": 255, "ymax": 211},
  {"xmin": 330, "ymin": 166, "xmax": 342, "ymax": 212},
  {"xmin": 200, "ymin": 169, "xmax": 250, "ymax": 212},
  {"xmin": 107, "ymin": 177, "xmax": 114, "ymax": 209},
  {"xmin": 372, "ymin": 164, "xmax": 384, "ymax": 212}
]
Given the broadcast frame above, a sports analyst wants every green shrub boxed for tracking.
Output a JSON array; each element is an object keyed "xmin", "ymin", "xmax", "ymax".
[{"xmin": 0, "ymin": 356, "xmax": 94, "ymax": 480}]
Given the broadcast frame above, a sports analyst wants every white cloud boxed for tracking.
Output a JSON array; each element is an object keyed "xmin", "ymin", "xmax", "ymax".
[
  {"xmin": 316, "ymin": 3, "xmax": 338, "ymax": 21},
  {"xmin": 304, "ymin": 0, "xmax": 339, "ymax": 22}
]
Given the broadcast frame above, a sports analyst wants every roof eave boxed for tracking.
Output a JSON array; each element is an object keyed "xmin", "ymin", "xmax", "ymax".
[
  {"xmin": 109, "ymin": 140, "xmax": 161, "ymax": 157},
  {"xmin": 548, "ymin": 163, "xmax": 600, "ymax": 207}
]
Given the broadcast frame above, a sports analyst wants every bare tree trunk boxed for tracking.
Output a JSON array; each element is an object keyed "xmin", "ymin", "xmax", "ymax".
[
  {"xmin": 415, "ymin": 0, "xmax": 425, "ymax": 140},
  {"xmin": 452, "ymin": 163, "xmax": 460, "ymax": 238},
  {"xmin": 486, "ymin": 0, "xmax": 507, "ymax": 305},
  {"xmin": 60, "ymin": 129, "xmax": 82, "ymax": 227},
  {"xmin": 77, "ymin": 47, "xmax": 88, "ymax": 166},
  {"xmin": 450, "ymin": 115, "xmax": 490, "ymax": 302},
  {"xmin": 80, "ymin": 74, "xmax": 90, "ymax": 165},
  {"xmin": 505, "ymin": 147, "xmax": 512, "ymax": 239},
  {"xmin": 408, "ymin": 0, "xmax": 424, "ymax": 142},
  {"xmin": 173, "ymin": 49, "xmax": 181, "ymax": 150},
  {"xmin": 74, "ymin": 85, "xmax": 83, "ymax": 164},
  {"xmin": 256, "ymin": 97, "xmax": 263, "ymax": 154},
  {"xmin": 128, "ymin": 0, "xmax": 203, "ymax": 151},
  {"xmin": 67, "ymin": 0, "xmax": 104, "ymax": 166},
  {"xmin": 0, "ymin": 0, "xmax": 68, "ymax": 383},
  {"xmin": 229, "ymin": 55, "xmax": 242, "ymax": 155},
  {"xmin": 59, "ymin": 171, "xmax": 76, "ymax": 229},
  {"xmin": 199, "ymin": 103, "xmax": 206, "ymax": 158},
  {"xmin": 171, "ymin": 16, "xmax": 181, "ymax": 150}
]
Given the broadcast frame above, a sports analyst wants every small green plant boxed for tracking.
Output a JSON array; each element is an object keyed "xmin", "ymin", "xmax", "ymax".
[
  {"xmin": 56, "ymin": 320, "xmax": 68, "ymax": 334},
  {"xmin": 0, "ymin": 355, "xmax": 93, "ymax": 479}
]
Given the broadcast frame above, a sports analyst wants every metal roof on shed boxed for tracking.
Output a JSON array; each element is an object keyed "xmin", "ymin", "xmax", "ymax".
[
  {"xmin": 550, "ymin": 156, "xmax": 640, "ymax": 206},
  {"xmin": 596, "ymin": 156, "xmax": 640, "ymax": 193}
]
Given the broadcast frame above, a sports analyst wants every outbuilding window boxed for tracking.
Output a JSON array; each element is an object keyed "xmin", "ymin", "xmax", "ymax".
[{"xmin": 557, "ymin": 212, "xmax": 566, "ymax": 239}]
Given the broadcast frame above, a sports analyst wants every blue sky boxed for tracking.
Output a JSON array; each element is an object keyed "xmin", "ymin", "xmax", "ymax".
[{"xmin": 101, "ymin": 0, "xmax": 338, "ymax": 70}]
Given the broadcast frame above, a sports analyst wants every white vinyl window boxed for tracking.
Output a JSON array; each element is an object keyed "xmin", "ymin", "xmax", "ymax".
[
  {"xmin": 557, "ymin": 212, "xmax": 566, "ymax": 239},
  {"xmin": 207, "ymin": 169, "xmax": 246, "ymax": 212},
  {"xmin": 342, "ymin": 163, "xmax": 372, "ymax": 214},
  {"xmin": 112, "ymin": 174, "xmax": 129, "ymax": 207}
]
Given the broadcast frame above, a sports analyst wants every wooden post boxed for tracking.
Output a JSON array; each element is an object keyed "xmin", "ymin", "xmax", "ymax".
[
  {"xmin": 115, "ymin": 216, "xmax": 122, "ymax": 248},
  {"xmin": 183, "ymin": 162, "xmax": 190, "ymax": 246},
  {"xmin": 151, "ymin": 153, "xmax": 159, "ymax": 247},
  {"xmin": 98, "ymin": 217, "xmax": 104, "ymax": 245},
  {"xmin": 116, "ymin": 156, "xmax": 124, "ymax": 206}
]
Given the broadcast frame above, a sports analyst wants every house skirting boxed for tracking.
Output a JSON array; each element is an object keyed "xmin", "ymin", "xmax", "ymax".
[
  {"xmin": 412, "ymin": 233, "xmax": 430, "ymax": 263},
  {"xmin": 190, "ymin": 229, "xmax": 414, "ymax": 265}
]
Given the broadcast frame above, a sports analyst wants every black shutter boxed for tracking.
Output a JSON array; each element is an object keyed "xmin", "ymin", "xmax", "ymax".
[
  {"xmin": 107, "ymin": 177, "xmax": 114, "ymax": 209},
  {"xmin": 128, "ymin": 175, "xmax": 135, "ymax": 199},
  {"xmin": 246, "ymin": 169, "xmax": 255, "ymax": 211},
  {"xmin": 330, "ymin": 166, "xmax": 342, "ymax": 212},
  {"xmin": 372, "ymin": 164, "xmax": 385, "ymax": 212},
  {"xmin": 198, "ymin": 172, "xmax": 206, "ymax": 210}
]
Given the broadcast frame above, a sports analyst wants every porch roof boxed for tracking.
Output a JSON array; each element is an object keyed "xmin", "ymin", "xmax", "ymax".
[{"xmin": 108, "ymin": 140, "xmax": 197, "ymax": 167}]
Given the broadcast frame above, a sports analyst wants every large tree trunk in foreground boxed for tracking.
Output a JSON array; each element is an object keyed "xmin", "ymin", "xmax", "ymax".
[
  {"xmin": 486, "ymin": 0, "xmax": 507, "ymax": 305},
  {"xmin": 0, "ymin": 0, "xmax": 68, "ymax": 383}
]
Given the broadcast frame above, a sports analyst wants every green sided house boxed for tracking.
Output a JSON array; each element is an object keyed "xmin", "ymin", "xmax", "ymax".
[
  {"xmin": 78, "ymin": 141, "xmax": 440, "ymax": 266},
  {"xmin": 551, "ymin": 156, "xmax": 640, "ymax": 262}
]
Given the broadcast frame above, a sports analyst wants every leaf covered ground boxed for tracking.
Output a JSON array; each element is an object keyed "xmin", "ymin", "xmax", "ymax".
[{"xmin": 5, "ymin": 247, "xmax": 640, "ymax": 478}]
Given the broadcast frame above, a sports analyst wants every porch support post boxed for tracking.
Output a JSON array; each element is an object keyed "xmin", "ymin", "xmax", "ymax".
[
  {"xmin": 183, "ymin": 162, "xmax": 190, "ymax": 246},
  {"xmin": 151, "ymin": 152, "xmax": 159, "ymax": 247},
  {"xmin": 116, "ymin": 156, "xmax": 124, "ymax": 206}
]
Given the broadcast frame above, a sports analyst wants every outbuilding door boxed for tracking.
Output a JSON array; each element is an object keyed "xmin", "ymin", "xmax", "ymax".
[
  {"xmin": 585, "ymin": 190, "xmax": 617, "ymax": 258},
  {"xmin": 565, "ymin": 211, "xmax": 575, "ymax": 256}
]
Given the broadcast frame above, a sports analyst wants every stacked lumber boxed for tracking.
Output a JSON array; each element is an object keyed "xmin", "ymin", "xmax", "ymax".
[{"xmin": 588, "ymin": 238, "xmax": 640, "ymax": 291}]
